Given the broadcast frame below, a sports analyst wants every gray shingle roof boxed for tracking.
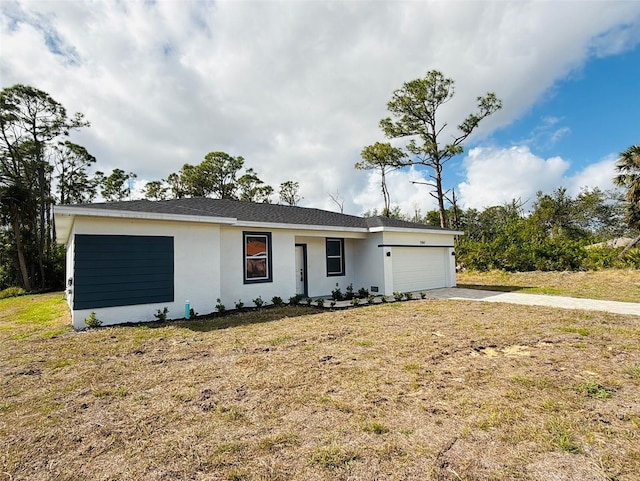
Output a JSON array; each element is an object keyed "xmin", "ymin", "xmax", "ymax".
[{"xmin": 68, "ymin": 198, "xmax": 451, "ymax": 231}]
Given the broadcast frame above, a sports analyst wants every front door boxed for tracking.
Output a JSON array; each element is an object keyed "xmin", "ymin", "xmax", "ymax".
[{"xmin": 295, "ymin": 244, "xmax": 307, "ymax": 296}]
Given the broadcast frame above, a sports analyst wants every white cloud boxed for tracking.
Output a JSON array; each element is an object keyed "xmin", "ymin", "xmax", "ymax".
[
  {"xmin": 352, "ymin": 166, "xmax": 439, "ymax": 217},
  {"xmin": 1, "ymin": 0, "xmax": 639, "ymax": 215},
  {"xmin": 458, "ymin": 146, "xmax": 570, "ymax": 210},
  {"xmin": 457, "ymin": 146, "xmax": 620, "ymax": 211},
  {"xmin": 565, "ymin": 154, "xmax": 618, "ymax": 196}
]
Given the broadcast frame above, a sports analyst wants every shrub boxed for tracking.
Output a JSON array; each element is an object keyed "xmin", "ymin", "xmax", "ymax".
[
  {"xmin": 253, "ymin": 296, "xmax": 264, "ymax": 308},
  {"xmin": 367, "ymin": 294, "xmax": 376, "ymax": 304},
  {"xmin": 0, "ymin": 286, "xmax": 26, "ymax": 299},
  {"xmin": 331, "ymin": 287, "xmax": 343, "ymax": 301},
  {"xmin": 289, "ymin": 294, "xmax": 303, "ymax": 306},
  {"xmin": 351, "ymin": 298, "xmax": 360, "ymax": 306},
  {"xmin": 420, "ymin": 291, "xmax": 427, "ymax": 299},
  {"xmin": 345, "ymin": 284, "xmax": 355, "ymax": 300},
  {"xmin": 234, "ymin": 299, "xmax": 244, "ymax": 310},
  {"xmin": 305, "ymin": 297, "xmax": 313, "ymax": 306},
  {"xmin": 581, "ymin": 246, "xmax": 619, "ymax": 270},
  {"xmin": 84, "ymin": 311, "xmax": 102, "ymax": 328},
  {"xmin": 618, "ymin": 247, "xmax": 640, "ymax": 269},
  {"xmin": 404, "ymin": 292, "xmax": 413, "ymax": 300},
  {"xmin": 330, "ymin": 300, "xmax": 336, "ymax": 308},
  {"xmin": 271, "ymin": 296, "xmax": 284, "ymax": 307},
  {"xmin": 215, "ymin": 298, "xmax": 226, "ymax": 314},
  {"xmin": 393, "ymin": 291, "xmax": 403, "ymax": 301},
  {"xmin": 154, "ymin": 307, "xmax": 169, "ymax": 321},
  {"xmin": 315, "ymin": 298, "xmax": 325, "ymax": 308},
  {"xmin": 357, "ymin": 287, "xmax": 369, "ymax": 298}
]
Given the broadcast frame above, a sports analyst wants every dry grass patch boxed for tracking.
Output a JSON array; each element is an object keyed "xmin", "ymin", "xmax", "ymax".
[
  {"xmin": 458, "ymin": 269, "xmax": 640, "ymax": 302},
  {"xmin": 1, "ymin": 294, "xmax": 639, "ymax": 480}
]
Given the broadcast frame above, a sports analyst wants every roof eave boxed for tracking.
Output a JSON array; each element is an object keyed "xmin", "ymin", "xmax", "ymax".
[
  {"xmin": 368, "ymin": 226, "xmax": 464, "ymax": 235},
  {"xmin": 52, "ymin": 206, "xmax": 369, "ymax": 239},
  {"xmin": 53, "ymin": 206, "xmax": 239, "ymax": 244},
  {"xmin": 236, "ymin": 220, "xmax": 368, "ymax": 233}
]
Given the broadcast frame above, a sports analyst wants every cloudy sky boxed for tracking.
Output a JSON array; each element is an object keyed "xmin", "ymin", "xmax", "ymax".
[{"xmin": 2, "ymin": 0, "xmax": 639, "ymax": 216}]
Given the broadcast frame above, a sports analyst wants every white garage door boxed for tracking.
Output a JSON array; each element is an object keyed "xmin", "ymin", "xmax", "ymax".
[{"xmin": 392, "ymin": 247, "xmax": 448, "ymax": 292}]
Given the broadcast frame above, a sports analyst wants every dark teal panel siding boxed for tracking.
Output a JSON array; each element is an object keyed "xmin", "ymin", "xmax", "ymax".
[{"xmin": 73, "ymin": 235, "xmax": 174, "ymax": 310}]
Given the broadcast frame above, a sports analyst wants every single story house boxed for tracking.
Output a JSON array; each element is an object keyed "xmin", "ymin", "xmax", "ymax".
[{"xmin": 54, "ymin": 198, "xmax": 462, "ymax": 329}]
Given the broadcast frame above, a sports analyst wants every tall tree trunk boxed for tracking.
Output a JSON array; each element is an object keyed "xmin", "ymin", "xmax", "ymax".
[
  {"xmin": 381, "ymin": 171, "xmax": 390, "ymax": 217},
  {"xmin": 435, "ymin": 163, "xmax": 447, "ymax": 229},
  {"xmin": 10, "ymin": 211, "xmax": 31, "ymax": 291},
  {"xmin": 451, "ymin": 188, "xmax": 459, "ymax": 229},
  {"xmin": 617, "ymin": 233, "xmax": 640, "ymax": 258}
]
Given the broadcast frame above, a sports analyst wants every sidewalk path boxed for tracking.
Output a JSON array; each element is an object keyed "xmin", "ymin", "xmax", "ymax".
[{"xmin": 425, "ymin": 287, "xmax": 640, "ymax": 316}]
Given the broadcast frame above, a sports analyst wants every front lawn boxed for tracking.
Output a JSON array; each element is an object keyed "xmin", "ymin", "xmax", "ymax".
[
  {"xmin": 1, "ymin": 289, "xmax": 639, "ymax": 480},
  {"xmin": 457, "ymin": 269, "xmax": 640, "ymax": 302}
]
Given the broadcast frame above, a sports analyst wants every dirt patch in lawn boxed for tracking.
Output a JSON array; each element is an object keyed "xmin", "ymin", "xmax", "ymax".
[{"xmin": 2, "ymin": 298, "xmax": 639, "ymax": 480}]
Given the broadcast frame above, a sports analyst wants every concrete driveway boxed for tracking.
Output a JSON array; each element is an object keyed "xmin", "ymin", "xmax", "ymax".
[{"xmin": 426, "ymin": 287, "xmax": 640, "ymax": 316}]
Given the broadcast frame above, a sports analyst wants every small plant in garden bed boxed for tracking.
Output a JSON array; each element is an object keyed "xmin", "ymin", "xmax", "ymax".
[
  {"xmin": 305, "ymin": 297, "xmax": 312, "ymax": 306},
  {"xmin": 420, "ymin": 291, "xmax": 427, "ymax": 299},
  {"xmin": 315, "ymin": 298, "xmax": 325, "ymax": 308},
  {"xmin": 289, "ymin": 294, "xmax": 303, "ymax": 306},
  {"xmin": 358, "ymin": 287, "xmax": 369, "ymax": 298},
  {"xmin": 351, "ymin": 298, "xmax": 360, "ymax": 306},
  {"xmin": 154, "ymin": 307, "xmax": 169, "ymax": 321},
  {"xmin": 271, "ymin": 296, "xmax": 284, "ymax": 307},
  {"xmin": 393, "ymin": 292, "xmax": 403, "ymax": 301},
  {"xmin": 84, "ymin": 311, "xmax": 102, "ymax": 328},
  {"xmin": 367, "ymin": 294, "xmax": 376, "ymax": 304},
  {"xmin": 345, "ymin": 284, "xmax": 355, "ymax": 300},
  {"xmin": 330, "ymin": 300, "xmax": 336, "ymax": 308},
  {"xmin": 404, "ymin": 292, "xmax": 413, "ymax": 300},
  {"xmin": 215, "ymin": 298, "xmax": 226, "ymax": 314},
  {"xmin": 234, "ymin": 300, "xmax": 244, "ymax": 310},
  {"xmin": 252, "ymin": 296, "xmax": 264, "ymax": 308},
  {"xmin": 331, "ymin": 287, "xmax": 344, "ymax": 301}
]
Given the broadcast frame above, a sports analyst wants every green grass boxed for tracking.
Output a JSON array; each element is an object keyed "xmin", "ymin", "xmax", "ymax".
[
  {"xmin": 1, "ymin": 276, "xmax": 639, "ymax": 481},
  {"xmin": 457, "ymin": 269, "xmax": 640, "ymax": 302},
  {"xmin": 576, "ymin": 381, "xmax": 614, "ymax": 399}
]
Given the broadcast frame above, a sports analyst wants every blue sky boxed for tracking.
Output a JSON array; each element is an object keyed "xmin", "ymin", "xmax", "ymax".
[
  {"xmin": 493, "ymin": 45, "xmax": 639, "ymax": 168},
  {"xmin": 1, "ymin": 1, "xmax": 639, "ymax": 215}
]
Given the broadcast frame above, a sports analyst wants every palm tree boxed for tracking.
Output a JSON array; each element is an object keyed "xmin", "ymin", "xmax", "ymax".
[{"xmin": 614, "ymin": 144, "xmax": 640, "ymax": 256}]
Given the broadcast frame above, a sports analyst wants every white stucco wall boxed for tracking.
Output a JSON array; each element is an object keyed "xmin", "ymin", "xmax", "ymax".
[
  {"xmin": 352, "ymin": 232, "xmax": 385, "ymax": 295},
  {"xmin": 65, "ymin": 235, "xmax": 75, "ymax": 310},
  {"xmin": 380, "ymin": 230, "xmax": 458, "ymax": 292},
  {"xmin": 67, "ymin": 216, "xmax": 221, "ymax": 329},
  {"xmin": 293, "ymin": 235, "xmax": 366, "ymax": 298},
  {"xmin": 219, "ymin": 227, "xmax": 298, "ymax": 308}
]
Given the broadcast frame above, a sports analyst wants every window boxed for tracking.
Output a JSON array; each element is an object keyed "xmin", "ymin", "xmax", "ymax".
[
  {"xmin": 326, "ymin": 238, "xmax": 345, "ymax": 276},
  {"xmin": 244, "ymin": 232, "xmax": 272, "ymax": 283}
]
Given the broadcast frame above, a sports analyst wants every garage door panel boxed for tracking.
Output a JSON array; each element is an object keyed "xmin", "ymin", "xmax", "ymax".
[{"xmin": 392, "ymin": 248, "xmax": 447, "ymax": 292}]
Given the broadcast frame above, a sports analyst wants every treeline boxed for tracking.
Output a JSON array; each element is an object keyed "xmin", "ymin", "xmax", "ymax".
[
  {"xmin": 374, "ymin": 187, "xmax": 640, "ymax": 271},
  {"xmin": 0, "ymin": 84, "xmax": 301, "ymax": 291}
]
